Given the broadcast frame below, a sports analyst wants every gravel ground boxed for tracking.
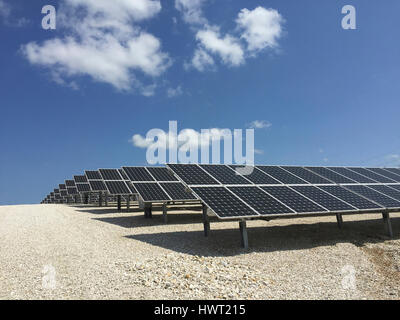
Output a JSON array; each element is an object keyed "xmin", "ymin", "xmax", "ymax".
[{"xmin": 0, "ymin": 204, "xmax": 399, "ymax": 300}]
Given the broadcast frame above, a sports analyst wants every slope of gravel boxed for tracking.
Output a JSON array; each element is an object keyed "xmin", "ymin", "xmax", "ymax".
[{"xmin": 0, "ymin": 204, "xmax": 399, "ymax": 300}]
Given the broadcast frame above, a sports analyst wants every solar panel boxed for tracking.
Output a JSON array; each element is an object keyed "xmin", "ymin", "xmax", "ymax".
[
  {"xmin": 85, "ymin": 170, "xmax": 102, "ymax": 180},
  {"xmin": 388, "ymin": 184, "xmax": 400, "ymax": 192},
  {"xmin": 118, "ymin": 169, "xmax": 129, "ymax": 180},
  {"xmin": 74, "ymin": 175, "xmax": 88, "ymax": 183},
  {"xmin": 122, "ymin": 167, "xmax": 155, "ymax": 182},
  {"xmin": 261, "ymin": 186, "xmax": 327, "ymax": 213},
  {"xmin": 382, "ymin": 168, "xmax": 400, "ymax": 177},
  {"xmin": 345, "ymin": 185, "xmax": 400, "ymax": 208},
  {"xmin": 367, "ymin": 184, "xmax": 400, "ymax": 202},
  {"xmin": 199, "ymin": 165, "xmax": 252, "ymax": 184},
  {"xmin": 159, "ymin": 182, "xmax": 197, "ymax": 200},
  {"xmin": 99, "ymin": 169, "xmax": 123, "ymax": 181},
  {"xmin": 191, "ymin": 187, "xmax": 258, "ymax": 218},
  {"xmin": 65, "ymin": 180, "xmax": 76, "ymax": 187},
  {"xmin": 229, "ymin": 166, "xmax": 281, "ymax": 184},
  {"xmin": 54, "ymin": 189, "xmax": 59, "ymax": 193},
  {"xmin": 67, "ymin": 187, "xmax": 78, "ymax": 195},
  {"xmin": 59, "ymin": 184, "xmax": 66, "ymax": 190},
  {"xmin": 257, "ymin": 166, "xmax": 307, "ymax": 184},
  {"xmin": 366, "ymin": 168, "xmax": 400, "ymax": 183},
  {"xmin": 319, "ymin": 185, "xmax": 383, "ymax": 210},
  {"xmin": 292, "ymin": 186, "xmax": 356, "ymax": 211},
  {"xmin": 167, "ymin": 164, "xmax": 219, "ymax": 185},
  {"xmin": 281, "ymin": 166, "xmax": 333, "ymax": 184},
  {"xmin": 60, "ymin": 190, "xmax": 68, "ymax": 197},
  {"xmin": 125, "ymin": 181, "xmax": 137, "ymax": 194},
  {"xmin": 146, "ymin": 167, "xmax": 179, "ymax": 182},
  {"xmin": 133, "ymin": 183, "xmax": 170, "ymax": 202},
  {"xmin": 228, "ymin": 186, "xmax": 294, "ymax": 215},
  {"xmin": 104, "ymin": 181, "xmax": 131, "ymax": 195},
  {"xmin": 347, "ymin": 167, "xmax": 395, "ymax": 183},
  {"xmin": 305, "ymin": 167, "xmax": 356, "ymax": 184},
  {"xmin": 327, "ymin": 167, "xmax": 377, "ymax": 183},
  {"xmin": 89, "ymin": 180, "xmax": 107, "ymax": 191},
  {"xmin": 76, "ymin": 183, "xmax": 91, "ymax": 192}
]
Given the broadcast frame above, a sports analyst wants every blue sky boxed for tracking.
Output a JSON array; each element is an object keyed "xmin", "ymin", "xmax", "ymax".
[{"xmin": 1, "ymin": 0, "xmax": 400, "ymax": 205}]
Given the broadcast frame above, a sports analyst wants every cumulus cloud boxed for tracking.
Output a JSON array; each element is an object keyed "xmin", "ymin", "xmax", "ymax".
[
  {"xmin": 0, "ymin": 0, "xmax": 10, "ymax": 19},
  {"xmin": 236, "ymin": 7, "xmax": 283, "ymax": 52},
  {"xmin": 0, "ymin": 0, "xmax": 29, "ymax": 26},
  {"xmin": 248, "ymin": 120, "xmax": 271, "ymax": 129},
  {"xmin": 21, "ymin": 0, "xmax": 170, "ymax": 93},
  {"xmin": 180, "ymin": 5, "xmax": 284, "ymax": 72},
  {"xmin": 167, "ymin": 85, "xmax": 183, "ymax": 98},
  {"xmin": 175, "ymin": 0, "xmax": 207, "ymax": 25},
  {"xmin": 196, "ymin": 27, "xmax": 244, "ymax": 67}
]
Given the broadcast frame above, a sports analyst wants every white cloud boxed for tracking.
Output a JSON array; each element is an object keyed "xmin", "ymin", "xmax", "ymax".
[
  {"xmin": 0, "ymin": 0, "xmax": 29, "ymax": 26},
  {"xmin": 254, "ymin": 149, "xmax": 264, "ymax": 155},
  {"xmin": 175, "ymin": 0, "xmax": 207, "ymax": 25},
  {"xmin": 0, "ymin": 0, "xmax": 10, "ymax": 20},
  {"xmin": 236, "ymin": 7, "xmax": 283, "ymax": 52},
  {"xmin": 190, "ymin": 48, "xmax": 214, "ymax": 71},
  {"xmin": 167, "ymin": 85, "xmax": 183, "ymax": 98},
  {"xmin": 196, "ymin": 27, "xmax": 244, "ymax": 67},
  {"xmin": 381, "ymin": 154, "xmax": 400, "ymax": 167},
  {"xmin": 248, "ymin": 120, "xmax": 271, "ymax": 129},
  {"xmin": 21, "ymin": 0, "xmax": 170, "ymax": 93}
]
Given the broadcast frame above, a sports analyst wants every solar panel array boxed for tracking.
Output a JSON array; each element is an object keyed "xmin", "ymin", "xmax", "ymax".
[{"xmin": 167, "ymin": 164, "xmax": 400, "ymax": 220}]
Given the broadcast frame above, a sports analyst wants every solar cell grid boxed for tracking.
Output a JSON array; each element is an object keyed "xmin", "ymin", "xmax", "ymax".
[
  {"xmin": 257, "ymin": 166, "xmax": 307, "ymax": 184},
  {"xmin": 191, "ymin": 187, "xmax": 258, "ymax": 218},
  {"xmin": 366, "ymin": 168, "xmax": 400, "ymax": 183},
  {"xmin": 367, "ymin": 185, "xmax": 400, "ymax": 202},
  {"xmin": 59, "ymin": 184, "xmax": 66, "ymax": 190},
  {"xmin": 319, "ymin": 185, "xmax": 382, "ymax": 210},
  {"xmin": 167, "ymin": 164, "xmax": 219, "ymax": 185},
  {"xmin": 159, "ymin": 182, "xmax": 197, "ymax": 200},
  {"xmin": 99, "ymin": 169, "xmax": 123, "ymax": 181},
  {"xmin": 125, "ymin": 182, "xmax": 137, "ymax": 194},
  {"xmin": 228, "ymin": 186, "xmax": 294, "ymax": 215},
  {"xmin": 104, "ymin": 181, "xmax": 131, "ymax": 195},
  {"xmin": 85, "ymin": 171, "xmax": 102, "ymax": 180},
  {"xmin": 281, "ymin": 166, "xmax": 332, "ymax": 184},
  {"xmin": 67, "ymin": 187, "xmax": 78, "ymax": 195},
  {"xmin": 76, "ymin": 183, "xmax": 91, "ymax": 192},
  {"xmin": 345, "ymin": 185, "xmax": 400, "ymax": 208},
  {"xmin": 347, "ymin": 167, "xmax": 395, "ymax": 183},
  {"xmin": 388, "ymin": 184, "xmax": 400, "ymax": 192},
  {"xmin": 133, "ymin": 183, "xmax": 170, "ymax": 202},
  {"xmin": 60, "ymin": 190, "xmax": 68, "ymax": 196},
  {"xmin": 147, "ymin": 167, "xmax": 179, "ymax": 182},
  {"xmin": 89, "ymin": 180, "xmax": 107, "ymax": 191},
  {"xmin": 328, "ymin": 167, "xmax": 377, "ymax": 183},
  {"xmin": 122, "ymin": 167, "xmax": 155, "ymax": 182},
  {"xmin": 382, "ymin": 168, "xmax": 400, "ymax": 177},
  {"xmin": 305, "ymin": 167, "xmax": 356, "ymax": 184},
  {"xmin": 229, "ymin": 166, "xmax": 281, "ymax": 184},
  {"xmin": 119, "ymin": 169, "xmax": 129, "ymax": 180},
  {"xmin": 65, "ymin": 180, "xmax": 76, "ymax": 187},
  {"xmin": 200, "ymin": 165, "xmax": 252, "ymax": 184},
  {"xmin": 74, "ymin": 175, "xmax": 88, "ymax": 183},
  {"xmin": 261, "ymin": 186, "xmax": 326, "ymax": 213},
  {"xmin": 292, "ymin": 186, "xmax": 355, "ymax": 211}
]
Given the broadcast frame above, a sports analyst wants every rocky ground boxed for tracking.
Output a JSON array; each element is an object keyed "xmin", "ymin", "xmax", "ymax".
[{"xmin": 0, "ymin": 204, "xmax": 399, "ymax": 299}]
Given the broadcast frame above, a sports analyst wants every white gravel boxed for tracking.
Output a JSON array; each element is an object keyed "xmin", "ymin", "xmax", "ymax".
[{"xmin": 0, "ymin": 204, "xmax": 399, "ymax": 300}]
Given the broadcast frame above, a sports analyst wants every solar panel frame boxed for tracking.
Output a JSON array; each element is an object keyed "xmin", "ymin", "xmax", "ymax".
[
  {"xmin": 133, "ymin": 182, "xmax": 171, "ymax": 202},
  {"xmin": 122, "ymin": 166, "xmax": 155, "ymax": 182},
  {"xmin": 344, "ymin": 184, "xmax": 400, "ymax": 209},
  {"xmin": 388, "ymin": 184, "xmax": 400, "ymax": 192},
  {"xmin": 229, "ymin": 165, "xmax": 282, "ymax": 185},
  {"xmin": 65, "ymin": 180, "xmax": 76, "ymax": 187},
  {"xmin": 257, "ymin": 166, "xmax": 309, "ymax": 185},
  {"xmin": 365, "ymin": 168, "xmax": 400, "ymax": 183},
  {"xmin": 305, "ymin": 167, "xmax": 357, "ymax": 184},
  {"xmin": 280, "ymin": 166, "xmax": 333, "ymax": 184},
  {"xmin": 146, "ymin": 167, "xmax": 179, "ymax": 182},
  {"xmin": 85, "ymin": 170, "xmax": 102, "ymax": 180},
  {"xmin": 199, "ymin": 164, "xmax": 253, "ymax": 185},
  {"xmin": 88, "ymin": 180, "xmax": 108, "ymax": 191},
  {"xmin": 104, "ymin": 180, "xmax": 132, "ymax": 195},
  {"xmin": 191, "ymin": 186, "xmax": 259, "ymax": 219},
  {"xmin": 67, "ymin": 187, "xmax": 78, "ymax": 195},
  {"xmin": 74, "ymin": 175, "xmax": 88, "ymax": 183},
  {"xmin": 382, "ymin": 168, "xmax": 400, "ymax": 178},
  {"xmin": 76, "ymin": 183, "xmax": 91, "ymax": 193},
  {"xmin": 99, "ymin": 169, "xmax": 124, "ymax": 181},
  {"xmin": 167, "ymin": 164, "xmax": 220, "ymax": 186},
  {"xmin": 159, "ymin": 182, "xmax": 198, "ymax": 201},
  {"xmin": 327, "ymin": 167, "xmax": 378, "ymax": 183},
  {"xmin": 367, "ymin": 184, "xmax": 400, "ymax": 202},
  {"xmin": 346, "ymin": 167, "xmax": 396, "ymax": 183}
]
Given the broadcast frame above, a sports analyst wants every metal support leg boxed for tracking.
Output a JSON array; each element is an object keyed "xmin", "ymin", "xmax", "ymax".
[
  {"xmin": 202, "ymin": 204, "xmax": 210, "ymax": 237},
  {"xmin": 85, "ymin": 194, "xmax": 89, "ymax": 204},
  {"xmin": 239, "ymin": 220, "xmax": 249, "ymax": 249},
  {"xmin": 163, "ymin": 203, "xmax": 168, "ymax": 224},
  {"xmin": 117, "ymin": 195, "xmax": 121, "ymax": 211},
  {"xmin": 127, "ymin": 196, "xmax": 130, "ymax": 212},
  {"xmin": 144, "ymin": 204, "xmax": 152, "ymax": 219},
  {"xmin": 336, "ymin": 214, "xmax": 343, "ymax": 229},
  {"xmin": 105, "ymin": 194, "xmax": 108, "ymax": 207},
  {"xmin": 382, "ymin": 212, "xmax": 393, "ymax": 238},
  {"xmin": 99, "ymin": 192, "xmax": 103, "ymax": 207}
]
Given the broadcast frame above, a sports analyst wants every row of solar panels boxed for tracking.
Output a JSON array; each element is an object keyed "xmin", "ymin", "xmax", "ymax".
[
  {"xmin": 41, "ymin": 167, "xmax": 198, "ymax": 204},
  {"xmin": 42, "ymin": 165, "xmax": 400, "ymax": 221}
]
